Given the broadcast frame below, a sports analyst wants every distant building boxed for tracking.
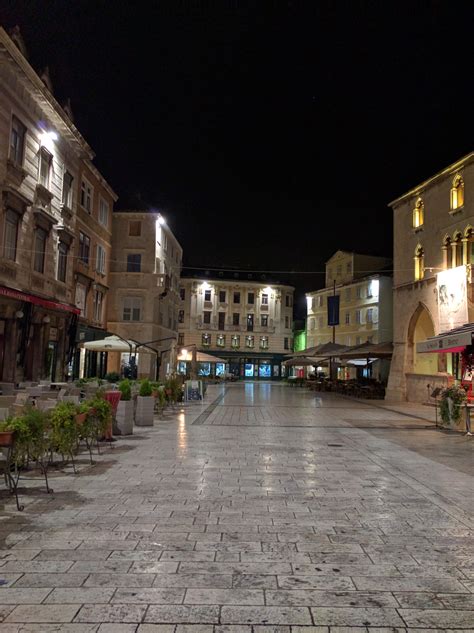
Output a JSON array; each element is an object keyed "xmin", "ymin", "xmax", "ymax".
[
  {"xmin": 178, "ymin": 272, "xmax": 295, "ymax": 379},
  {"xmin": 107, "ymin": 211, "xmax": 182, "ymax": 379},
  {"xmin": 306, "ymin": 251, "xmax": 393, "ymax": 379},
  {"xmin": 386, "ymin": 152, "xmax": 474, "ymax": 402}
]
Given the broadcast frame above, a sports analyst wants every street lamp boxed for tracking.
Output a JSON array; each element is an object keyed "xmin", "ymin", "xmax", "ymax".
[{"xmin": 177, "ymin": 343, "xmax": 198, "ymax": 380}]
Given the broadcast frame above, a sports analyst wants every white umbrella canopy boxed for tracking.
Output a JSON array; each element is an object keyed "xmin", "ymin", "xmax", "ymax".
[
  {"xmin": 179, "ymin": 350, "xmax": 226, "ymax": 363},
  {"xmin": 82, "ymin": 335, "xmax": 155, "ymax": 354}
]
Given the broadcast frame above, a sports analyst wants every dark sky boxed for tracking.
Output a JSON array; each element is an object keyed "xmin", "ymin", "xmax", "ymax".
[{"xmin": 1, "ymin": 1, "xmax": 474, "ymax": 316}]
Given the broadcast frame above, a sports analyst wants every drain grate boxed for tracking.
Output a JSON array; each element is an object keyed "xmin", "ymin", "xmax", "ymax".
[{"xmin": 327, "ymin": 443, "xmax": 343, "ymax": 447}]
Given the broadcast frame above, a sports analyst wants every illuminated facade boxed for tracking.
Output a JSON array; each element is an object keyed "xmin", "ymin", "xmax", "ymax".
[
  {"xmin": 107, "ymin": 211, "xmax": 182, "ymax": 379},
  {"xmin": 306, "ymin": 251, "xmax": 392, "ymax": 349},
  {"xmin": 386, "ymin": 152, "xmax": 474, "ymax": 402},
  {"xmin": 178, "ymin": 274, "xmax": 295, "ymax": 379},
  {"xmin": 0, "ymin": 26, "xmax": 105, "ymax": 382}
]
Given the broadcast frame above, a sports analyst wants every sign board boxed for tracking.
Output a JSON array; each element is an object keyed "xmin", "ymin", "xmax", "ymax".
[
  {"xmin": 437, "ymin": 266, "xmax": 468, "ymax": 333},
  {"xmin": 416, "ymin": 329, "xmax": 472, "ymax": 353},
  {"xmin": 327, "ymin": 295, "xmax": 340, "ymax": 326}
]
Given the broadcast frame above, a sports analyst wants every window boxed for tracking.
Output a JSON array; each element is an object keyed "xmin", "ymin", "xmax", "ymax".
[
  {"xmin": 233, "ymin": 291, "xmax": 240, "ymax": 304},
  {"xmin": 39, "ymin": 147, "xmax": 52, "ymax": 188},
  {"xmin": 80, "ymin": 179, "xmax": 93, "ymax": 212},
  {"xmin": 261, "ymin": 293, "xmax": 268, "ymax": 305},
  {"xmin": 218, "ymin": 312, "xmax": 225, "ymax": 330},
  {"xmin": 285, "ymin": 315, "xmax": 289, "ymax": 328},
  {"xmin": 367, "ymin": 283, "xmax": 373, "ymax": 298},
  {"xmin": 4, "ymin": 209, "xmax": 19, "ymax": 261},
  {"xmin": 246, "ymin": 335, "xmax": 254, "ymax": 348},
  {"xmin": 356, "ymin": 286, "xmax": 362, "ymax": 299},
  {"xmin": 217, "ymin": 334, "xmax": 225, "ymax": 347},
  {"xmin": 453, "ymin": 233, "xmax": 463, "ymax": 267},
  {"xmin": 345, "ymin": 287, "xmax": 351, "ymax": 301},
  {"xmin": 247, "ymin": 314, "xmax": 254, "ymax": 331},
  {"xmin": 260, "ymin": 336, "xmax": 269, "ymax": 350},
  {"xmin": 33, "ymin": 227, "xmax": 47, "ymax": 273},
  {"xmin": 202, "ymin": 333, "xmax": 211, "ymax": 347},
  {"xmin": 233, "ymin": 313, "xmax": 240, "ymax": 326},
  {"xmin": 96, "ymin": 245, "xmax": 106, "ymax": 274},
  {"xmin": 309, "ymin": 317, "xmax": 315, "ymax": 330},
  {"xmin": 62, "ymin": 170, "xmax": 73, "ymax": 208},
  {"xmin": 355, "ymin": 309, "xmax": 361, "ymax": 324},
  {"xmin": 99, "ymin": 198, "xmax": 109, "ymax": 226},
  {"xmin": 414, "ymin": 245, "xmax": 424, "ymax": 281},
  {"xmin": 356, "ymin": 336, "xmax": 361, "ymax": 345},
  {"xmin": 219, "ymin": 290, "xmax": 226, "ymax": 303},
  {"xmin": 129, "ymin": 220, "xmax": 141, "ymax": 236},
  {"xmin": 178, "ymin": 333, "xmax": 184, "ymax": 346},
  {"xmin": 75, "ymin": 283, "xmax": 87, "ymax": 317},
  {"xmin": 248, "ymin": 292, "xmax": 254, "ymax": 304},
  {"xmin": 79, "ymin": 232, "xmax": 90, "ymax": 264},
  {"xmin": 127, "ymin": 253, "xmax": 141, "ymax": 272},
  {"xmin": 284, "ymin": 337, "xmax": 289, "ymax": 350},
  {"xmin": 93, "ymin": 290, "xmax": 103, "ymax": 322},
  {"xmin": 317, "ymin": 295, "xmax": 323, "ymax": 307},
  {"xmin": 367, "ymin": 308, "xmax": 373, "ymax": 323},
  {"xmin": 9, "ymin": 116, "xmax": 26, "ymax": 165},
  {"xmin": 57, "ymin": 241, "xmax": 68, "ymax": 282},
  {"xmin": 261, "ymin": 314, "xmax": 268, "ymax": 327},
  {"xmin": 346, "ymin": 262, "xmax": 352, "ymax": 274},
  {"xmin": 180, "ymin": 287, "xmax": 185, "ymax": 301},
  {"xmin": 178, "ymin": 309, "xmax": 184, "ymax": 323},
  {"xmin": 123, "ymin": 297, "xmax": 141, "ymax": 321},
  {"xmin": 318, "ymin": 316, "xmax": 323, "ymax": 329},
  {"xmin": 451, "ymin": 174, "xmax": 464, "ymax": 211},
  {"xmin": 203, "ymin": 311, "xmax": 211, "ymax": 324},
  {"xmin": 412, "ymin": 197, "xmax": 424, "ymax": 228},
  {"xmin": 285, "ymin": 295, "xmax": 293, "ymax": 307},
  {"xmin": 231, "ymin": 335, "xmax": 240, "ymax": 348},
  {"xmin": 345, "ymin": 312, "xmax": 350, "ymax": 325},
  {"xmin": 204, "ymin": 289, "xmax": 212, "ymax": 302}
]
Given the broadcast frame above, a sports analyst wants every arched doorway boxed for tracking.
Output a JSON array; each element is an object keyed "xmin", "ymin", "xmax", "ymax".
[{"xmin": 407, "ymin": 304, "xmax": 438, "ymax": 375}]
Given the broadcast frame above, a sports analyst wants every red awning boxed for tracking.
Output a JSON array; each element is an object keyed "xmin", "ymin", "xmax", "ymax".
[{"xmin": 0, "ymin": 285, "xmax": 80, "ymax": 315}]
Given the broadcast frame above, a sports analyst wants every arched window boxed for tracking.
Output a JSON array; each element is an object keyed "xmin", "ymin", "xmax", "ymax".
[
  {"xmin": 414, "ymin": 245, "xmax": 424, "ymax": 281},
  {"xmin": 442, "ymin": 235, "xmax": 451, "ymax": 268},
  {"xmin": 452, "ymin": 232, "xmax": 463, "ymax": 267},
  {"xmin": 450, "ymin": 174, "xmax": 464, "ymax": 211},
  {"xmin": 412, "ymin": 197, "xmax": 424, "ymax": 228}
]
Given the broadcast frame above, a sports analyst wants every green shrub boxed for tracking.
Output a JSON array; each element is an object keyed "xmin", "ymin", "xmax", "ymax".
[
  {"xmin": 139, "ymin": 378, "xmax": 152, "ymax": 397},
  {"xmin": 104, "ymin": 371, "xmax": 120, "ymax": 382},
  {"xmin": 88, "ymin": 396, "xmax": 112, "ymax": 435},
  {"xmin": 49, "ymin": 402, "xmax": 79, "ymax": 457},
  {"xmin": 118, "ymin": 379, "xmax": 132, "ymax": 401}
]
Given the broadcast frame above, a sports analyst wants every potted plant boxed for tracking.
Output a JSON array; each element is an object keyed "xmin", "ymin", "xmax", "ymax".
[
  {"xmin": 116, "ymin": 379, "xmax": 133, "ymax": 435},
  {"xmin": 439, "ymin": 384, "xmax": 466, "ymax": 428},
  {"xmin": 135, "ymin": 378, "xmax": 154, "ymax": 426},
  {"xmin": 75, "ymin": 402, "xmax": 89, "ymax": 426},
  {"xmin": 0, "ymin": 419, "xmax": 14, "ymax": 446},
  {"xmin": 49, "ymin": 401, "xmax": 79, "ymax": 466}
]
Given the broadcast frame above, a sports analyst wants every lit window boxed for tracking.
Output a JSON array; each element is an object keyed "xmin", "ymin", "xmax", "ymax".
[
  {"xmin": 412, "ymin": 197, "xmax": 424, "ymax": 228},
  {"xmin": 4, "ymin": 209, "xmax": 19, "ymax": 261},
  {"xmin": 260, "ymin": 336, "xmax": 269, "ymax": 350},
  {"xmin": 99, "ymin": 198, "xmax": 109, "ymax": 226},
  {"xmin": 129, "ymin": 220, "xmax": 141, "ymax": 236},
  {"xmin": 245, "ymin": 335, "xmax": 254, "ymax": 348},
  {"xmin": 39, "ymin": 147, "xmax": 52, "ymax": 188},
  {"xmin": 9, "ymin": 115, "xmax": 26, "ymax": 165},
  {"xmin": 123, "ymin": 297, "xmax": 141, "ymax": 321},
  {"xmin": 96, "ymin": 245, "xmax": 106, "ymax": 274},
  {"xmin": 451, "ymin": 174, "xmax": 464, "ymax": 211},
  {"xmin": 80, "ymin": 179, "xmax": 93, "ymax": 212},
  {"xmin": 202, "ymin": 333, "xmax": 211, "ymax": 347},
  {"xmin": 203, "ymin": 311, "xmax": 211, "ymax": 324},
  {"xmin": 261, "ymin": 293, "xmax": 268, "ymax": 305},
  {"xmin": 231, "ymin": 335, "xmax": 240, "ymax": 348},
  {"xmin": 367, "ymin": 308, "xmax": 373, "ymax": 323},
  {"xmin": 79, "ymin": 232, "xmax": 90, "ymax": 264},
  {"xmin": 57, "ymin": 241, "xmax": 68, "ymax": 282},
  {"xmin": 204, "ymin": 289, "xmax": 212, "ymax": 302},
  {"xmin": 62, "ymin": 170, "xmax": 73, "ymax": 208},
  {"xmin": 414, "ymin": 245, "xmax": 424, "ymax": 281},
  {"xmin": 33, "ymin": 227, "xmax": 47, "ymax": 273},
  {"xmin": 93, "ymin": 290, "xmax": 104, "ymax": 322},
  {"xmin": 261, "ymin": 315, "xmax": 268, "ymax": 327},
  {"xmin": 126, "ymin": 253, "xmax": 141, "ymax": 272},
  {"xmin": 217, "ymin": 334, "xmax": 225, "ymax": 347}
]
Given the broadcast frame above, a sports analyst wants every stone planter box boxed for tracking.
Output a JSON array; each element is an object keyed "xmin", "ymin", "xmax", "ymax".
[
  {"xmin": 116, "ymin": 400, "xmax": 134, "ymax": 435},
  {"xmin": 135, "ymin": 395, "xmax": 154, "ymax": 427}
]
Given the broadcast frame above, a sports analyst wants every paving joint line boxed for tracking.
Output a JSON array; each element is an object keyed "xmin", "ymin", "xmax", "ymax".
[{"xmin": 192, "ymin": 388, "xmax": 228, "ymax": 425}]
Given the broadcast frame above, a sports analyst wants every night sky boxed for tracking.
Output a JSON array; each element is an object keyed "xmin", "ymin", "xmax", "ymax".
[{"xmin": 1, "ymin": 1, "xmax": 474, "ymax": 316}]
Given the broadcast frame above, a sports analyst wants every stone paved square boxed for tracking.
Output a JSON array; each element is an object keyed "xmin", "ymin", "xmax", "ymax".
[{"xmin": 1, "ymin": 383, "xmax": 473, "ymax": 631}]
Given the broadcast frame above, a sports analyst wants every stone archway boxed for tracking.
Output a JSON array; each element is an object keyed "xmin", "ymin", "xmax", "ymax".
[{"xmin": 407, "ymin": 303, "xmax": 438, "ymax": 375}]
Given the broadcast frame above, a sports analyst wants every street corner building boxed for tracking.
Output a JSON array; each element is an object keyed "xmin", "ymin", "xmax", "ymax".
[
  {"xmin": 0, "ymin": 26, "xmax": 116, "ymax": 384},
  {"xmin": 177, "ymin": 271, "xmax": 295, "ymax": 379},
  {"xmin": 386, "ymin": 151, "xmax": 474, "ymax": 402}
]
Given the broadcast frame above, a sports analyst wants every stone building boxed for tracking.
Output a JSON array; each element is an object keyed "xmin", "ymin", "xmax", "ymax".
[
  {"xmin": 306, "ymin": 251, "xmax": 393, "ymax": 379},
  {"xmin": 107, "ymin": 211, "xmax": 182, "ymax": 379},
  {"xmin": 71, "ymin": 159, "xmax": 117, "ymax": 378},
  {"xmin": 386, "ymin": 151, "xmax": 474, "ymax": 402},
  {"xmin": 178, "ymin": 273, "xmax": 295, "ymax": 379},
  {"xmin": 0, "ymin": 27, "xmax": 91, "ymax": 382}
]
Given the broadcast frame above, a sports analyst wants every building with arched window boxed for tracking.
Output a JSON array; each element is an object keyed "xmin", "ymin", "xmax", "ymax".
[{"xmin": 386, "ymin": 151, "xmax": 474, "ymax": 402}]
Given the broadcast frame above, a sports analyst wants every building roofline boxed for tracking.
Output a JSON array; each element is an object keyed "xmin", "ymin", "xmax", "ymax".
[
  {"xmin": 389, "ymin": 151, "xmax": 474, "ymax": 208},
  {"xmin": 0, "ymin": 27, "xmax": 94, "ymax": 159},
  {"xmin": 180, "ymin": 276, "xmax": 295, "ymax": 290},
  {"xmin": 325, "ymin": 250, "xmax": 391, "ymax": 264},
  {"xmin": 112, "ymin": 210, "xmax": 182, "ymax": 251},
  {"xmin": 83, "ymin": 159, "xmax": 118, "ymax": 201},
  {"xmin": 305, "ymin": 272, "xmax": 391, "ymax": 296}
]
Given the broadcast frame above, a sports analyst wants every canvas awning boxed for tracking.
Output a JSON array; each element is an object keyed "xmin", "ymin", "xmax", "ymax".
[
  {"xmin": 178, "ymin": 350, "xmax": 226, "ymax": 363},
  {"xmin": 283, "ymin": 356, "xmax": 318, "ymax": 367},
  {"xmin": 339, "ymin": 341, "xmax": 393, "ymax": 360},
  {"xmin": 416, "ymin": 323, "xmax": 474, "ymax": 354},
  {"xmin": 82, "ymin": 335, "xmax": 155, "ymax": 354},
  {"xmin": 289, "ymin": 342, "xmax": 347, "ymax": 359}
]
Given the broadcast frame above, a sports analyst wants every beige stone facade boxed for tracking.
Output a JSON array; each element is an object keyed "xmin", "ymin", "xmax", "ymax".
[
  {"xmin": 107, "ymin": 211, "xmax": 182, "ymax": 380},
  {"xmin": 386, "ymin": 152, "xmax": 474, "ymax": 402},
  {"xmin": 306, "ymin": 251, "xmax": 393, "ymax": 380},
  {"xmin": 178, "ymin": 276, "xmax": 294, "ymax": 379},
  {"xmin": 0, "ymin": 27, "xmax": 93, "ymax": 382}
]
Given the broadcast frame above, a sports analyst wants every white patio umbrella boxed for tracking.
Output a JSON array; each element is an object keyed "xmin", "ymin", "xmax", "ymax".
[
  {"xmin": 178, "ymin": 350, "xmax": 226, "ymax": 363},
  {"xmin": 82, "ymin": 335, "xmax": 155, "ymax": 354}
]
